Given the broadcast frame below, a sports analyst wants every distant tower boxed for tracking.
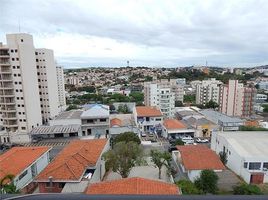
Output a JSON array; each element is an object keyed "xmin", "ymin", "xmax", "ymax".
[{"xmin": 127, "ymin": 60, "xmax": 129, "ymax": 67}]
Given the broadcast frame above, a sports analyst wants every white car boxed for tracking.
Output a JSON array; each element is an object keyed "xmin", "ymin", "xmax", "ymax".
[
  {"xmin": 196, "ymin": 138, "xmax": 209, "ymax": 143},
  {"xmin": 141, "ymin": 132, "xmax": 147, "ymax": 137},
  {"xmin": 181, "ymin": 136, "xmax": 194, "ymax": 144}
]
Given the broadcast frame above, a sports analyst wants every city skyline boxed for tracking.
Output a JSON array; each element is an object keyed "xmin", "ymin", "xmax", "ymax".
[{"xmin": 1, "ymin": 0, "xmax": 268, "ymax": 68}]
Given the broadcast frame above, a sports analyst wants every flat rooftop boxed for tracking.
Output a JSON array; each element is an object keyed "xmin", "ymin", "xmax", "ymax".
[
  {"xmin": 217, "ymin": 131, "xmax": 268, "ymax": 157},
  {"xmin": 200, "ymin": 110, "xmax": 244, "ymax": 124},
  {"xmin": 54, "ymin": 110, "xmax": 83, "ymax": 120},
  {"xmin": 31, "ymin": 125, "xmax": 81, "ymax": 135}
]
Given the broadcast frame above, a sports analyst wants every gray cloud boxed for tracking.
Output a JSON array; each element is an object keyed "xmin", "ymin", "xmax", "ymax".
[{"xmin": 1, "ymin": 0, "xmax": 268, "ymax": 67}]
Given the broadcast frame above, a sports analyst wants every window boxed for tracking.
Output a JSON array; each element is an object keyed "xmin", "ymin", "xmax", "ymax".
[
  {"xmin": 155, "ymin": 118, "xmax": 162, "ymax": 121},
  {"xmin": 21, "ymin": 127, "xmax": 26, "ymax": 130},
  {"xmin": 36, "ymin": 59, "xmax": 38, "ymax": 62},
  {"xmin": 87, "ymin": 119, "xmax": 94, "ymax": 123},
  {"xmin": 21, "ymin": 39, "xmax": 23, "ymax": 42},
  {"xmin": 100, "ymin": 118, "xmax": 106, "ymax": 122},
  {"xmin": 16, "ymin": 58, "xmax": 19, "ymax": 61},
  {"xmin": 249, "ymin": 162, "xmax": 261, "ymax": 170},
  {"xmin": 17, "ymin": 66, "xmax": 20, "ymax": 69},
  {"xmin": 11, "ymin": 49, "xmax": 14, "ymax": 53},
  {"xmin": 244, "ymin": 162, "xmax": 248, "ymax": 169},
  {"xmin": 18, "ymin": 170, "xmax": 27, "ymax": 180},
  {"xmin": 146, "ymin": 117, "xmax": 150, "ymax": 122},
  {"xmin": 263, "ymin": 163, "xmax": 268, "ymax": 169},
  {"xmin": 12, "ymin": 58, "xmax": 15, "ymax": 61},
  {"xmin": 15, "ymin": 49, "xmax": 17, "ymax": 53},
  {"xmin": 13, "ymin": 66, "xmax": 16, "ymax": 69}
]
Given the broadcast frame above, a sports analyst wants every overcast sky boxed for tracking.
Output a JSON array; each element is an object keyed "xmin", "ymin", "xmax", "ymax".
[{"xmin": 1, "ymin": 0, "xmax": 268, "ymax": 68}]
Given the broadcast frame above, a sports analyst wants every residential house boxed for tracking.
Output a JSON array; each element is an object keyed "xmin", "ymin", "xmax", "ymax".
[
  {"xmin": 162, "ymin": 119, "xmax": 195, "ymax": 139},
  {"xmin": 80, "ymin": 104, "xmax": 110, "ymax": 137},
  {"xmin": 85, "ymin": 177, "xmax": 180, "ymax": 195},
  {"xmin": 36, "ymin": 139, "xmax": 108, "ymax": 193},
  {"xmin": 0, "ymin": 146, "xmax": 51, "ymax": 192},
  {"xmin": 172, "ymin": 145, "xmax": 225, "ymax": 182},
  {"xmin": 134, "ymin": 106, "xmax": 163, "ymax": 133}
]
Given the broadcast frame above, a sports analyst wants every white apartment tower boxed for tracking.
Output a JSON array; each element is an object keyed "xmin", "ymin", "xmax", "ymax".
[
  {"xmin": 36, "ymin": 48, "xmax": 60, "ymax": 123},
  {"xmin": 219, "ymin": 80, "xmax": 256, "ymax": 117},
  {"xmin": 56, "ymin": 66, "xmax": 66, "ymax": 111},
  {"xmin": 0, "ymin": 33, "xmax": 60, "ymax": 143},
  {"xmin": 144, "ymin": 82, "xmax": 175, "ymax": 118},
  {"xmin": 196, "ymin": 78, "xmax": 222, "ymax": 105}
]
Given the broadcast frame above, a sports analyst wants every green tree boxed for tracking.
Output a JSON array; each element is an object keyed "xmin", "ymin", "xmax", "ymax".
[
  {"xmin": 194, "ymin": 169, "xmax": 219, "ymax": 194},
  {"xmin": 0, "ymin": 174, "xmax": 19, "ymax": 194},
  {"xmin": 183, "ymin": 95, "xmax": 196, "ymax": 103},
  {"xmin": 117, "ymin": 104, "xmax": 130, "ymax": 114},
  {"xmin": 233, "ymin": 183, "xmax": 263, "ymax": 195},
  {"xmin": 113, "ymin": 132, "xmax": 141, "ymax": 145},
  {"xmin": 129, "ymin": 92, "xmax": 144, "ymax": 104},
  {"xmin": 103, "ymin": 141, "xmax": 144, "ymax": 178},
  {"xmin": 176, "ymin": 180, "xmax": 201, "ymax": 194},
  {"xmin": 219, "ymin": 151, "xmax": 228, "ymax": 165},
  {"xmin": 205, "ymin": 100, "xmax": 219, "ymax": 109},
  {"xmin": 150, "ymin": 150, "xmax": 172, "ymax": 179},
  {"xmin": 173, "ymin": 139, "xmax": 184, "ymax": 146},
  {"xmin": 175, "ymin": 101, "xmax": 183, "ymax": 107},
  {"xmin": 66, "ymin": 104, "xmax": 78, "ymax": 111}
]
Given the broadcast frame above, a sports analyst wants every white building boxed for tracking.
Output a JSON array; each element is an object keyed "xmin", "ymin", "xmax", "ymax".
[
  {"xmin": 162, "ymin": 119, "xmax": 194, "ymax": 139},
  {"xmin": 134, "ymin": 106, "xmax": 163, "ymax": 133},
  {"xmin": 219, "ymin": 80, "xmax": 256, "ymax": 117},
  {"xmin": 195, "ymin": 78, "xmax": 222, "ymax": 105},
  {"xmin": 80, "ymin": 104, "xmax": 110, "ymax": 137},
  {"xmin": 36, "ymin": 48, "xmax": 60, "ymax": 123},
  {"xmin": 172, "ymin": 145, "xmax": 225, "ymax": 182},
  {"xmin": 0, "ymin": 33, "xmax": 60, "ymax": 143},
  {"xmin": 0, "ymin": 146, "xmax": 51, "ymax": 191},
  {"xmin": 56, "ymin": 66, "xmax": 66, "ymax": 111},
  {"xmin": 211, "ymin": 131, "xmax": 268, "ymax": 184},
  {"xmin": 144, "ymin": 81, "xmax": 176, "ymax": 117}
]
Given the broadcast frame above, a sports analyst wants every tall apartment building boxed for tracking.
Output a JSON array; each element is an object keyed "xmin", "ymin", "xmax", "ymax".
[
  {"xmin": 36, "ymin": 48, "xmax": 60, "ymax": 123},
  {"xmin": 144, "ymin": 81, "xmax": 176, "ymax": 118},
  {"xmin": 0, "ymin": 33, "xmax": 61, "ymax": 143},
  {"xmin": 56, "ymin": 66, "xmax": 66, "ymax": 111},
  {"xmin": 196, "ymin": 78, "xmax": 222, "ymax": 105},
  {"xmin": 219, "ymin": 80, "xmax": 256, "ymax": 117}
]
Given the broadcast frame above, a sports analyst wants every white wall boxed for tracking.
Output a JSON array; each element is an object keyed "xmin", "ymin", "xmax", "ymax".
[{"xmin": 188, "ymin": 170, "xmax": 202, "ymax": 182}]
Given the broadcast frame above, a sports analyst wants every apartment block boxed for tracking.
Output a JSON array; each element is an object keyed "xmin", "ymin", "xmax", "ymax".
[
  {"xmin": 144, "ymin": 80, "xmax": 181, "ymax": 118},
  {"xmin": 219, "ymin": 80, "xmax": 256, "ymax": 117},
  {"xmin": 36, "ymin": 48, "xmax": 60, "ymax": 123},
  {"xmin": 0, "ymin": 33, "xmax": 60, "ymax": 143},
  {"xmin": 56, "ymin": 66, "xmax": 66, "ymax": 111},
  {"xmin": 195, "ymin": 78, "xmax": 222, "ymax": 105}
]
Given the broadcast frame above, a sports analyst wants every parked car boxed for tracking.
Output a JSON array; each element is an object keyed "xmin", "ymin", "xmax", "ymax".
[
  {"xmin": 196, "ymin": 138, "xmax": 209, "ymax": 143},
  {"xmin": 141, "ymin": 132, "xmax": 147, "ymax": 137},
  {"xmin": 181, "ymin": 136, "xmax": 194, "ymax": 144}
]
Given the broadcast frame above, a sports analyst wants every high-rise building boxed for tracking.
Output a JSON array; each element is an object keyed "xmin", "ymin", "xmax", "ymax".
[
  {"xmin": 0, "ymin": 33, "xmax": 60, "ymax": 143},
  {"xmin": 195, "ymin": 78, "xmax": 222, "ymax": 105},
  {"xmin": 219, "ymin": 80, "xmax": 256, "ymax": 117},
  {"xmin": 36, "ymin": 48, "xmax": 60, "ymax": 123},
  {"xmin": 144, "ymin": 81, "xmax": 176, "ymax": 118},
  {"xmin": 56, "ymin": 66, "xmax": 66, "ymax": 111}
]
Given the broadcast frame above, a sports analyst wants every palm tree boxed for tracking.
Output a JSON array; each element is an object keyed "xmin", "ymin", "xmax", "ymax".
[
  {"xmin": 150, "ymin": 150, "xmax": 172, "ymax": 179},
  {"xmin": 0, "ymin": 174, "xmax": 19, "ymax": 194}
]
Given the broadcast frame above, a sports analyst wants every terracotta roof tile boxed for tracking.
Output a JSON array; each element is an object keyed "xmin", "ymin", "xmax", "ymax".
[
  {"xmin": 85, "ymin": 177, "xmax": 180, "ymax": 195},
  {"xmin": 176, "ymin": 145, "xmax": 225, "ymax": 170},
  {"xmin": 36, "ymin": 139, "xmax": 107, "ymax": 182},
  {"xmin": 110, "ymin": 118, "xmax": 122, "ymax": 127},
  {"xmin": 0, "ymin": 146, "xmax": 51, "ymax": 181},
  {"xmin": 164, "ymin": 119, "xmax": 186, "ymax": 129},
  {"xmin": 136, "ymin": 106, "xmax": 163, "ymax": 117}
]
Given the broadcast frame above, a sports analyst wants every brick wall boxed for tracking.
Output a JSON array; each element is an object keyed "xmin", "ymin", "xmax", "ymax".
[{"xmin": 38, "ymin": 182, "xmax": 64, "ymax": 193}]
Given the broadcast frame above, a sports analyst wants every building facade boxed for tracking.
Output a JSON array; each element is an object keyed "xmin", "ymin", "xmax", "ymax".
[
  {"xmin": 56, "ymin": 66, "xmax": 66, "ymax": 111},
  {"xmin": 195, "ymin": 78, "xmax": 222, "ymax": 105},
  {"xmin": 0, "ymin": 33, "xmax": 60, "ymax": 143},
  {"xmin": 144, "ymin": 81, "xmax": 176, "ymax": 118},
  {"xmin": 219, "ymin": 80, "xmax": 256, "ymax": 117}
]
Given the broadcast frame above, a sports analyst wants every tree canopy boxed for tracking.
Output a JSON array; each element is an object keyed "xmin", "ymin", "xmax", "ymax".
[
  {"xmin": 113, "ymin": 132, "xmax": 141, "ymax": 145},
  {"xmin": 194, "ymin": 170, "xmax": 219, "ymax": 194},
  {"xmin": 103, "ymin": 141, "xmax": 144, "ymax": 178},
  {"xmin": 233, "ymin": 183, "xmax": 263, "ymax": 195},
  {"xmin": 150, "ymin": 150, "xmax": 172, "ymax": 179}
]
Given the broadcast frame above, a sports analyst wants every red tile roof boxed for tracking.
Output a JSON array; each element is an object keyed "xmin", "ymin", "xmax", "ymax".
[
  {"xmin": 110, "ymin": 118, "xmax": 122, "ymax": 127},
  {"xmin": 85, "ymin": 177, "xmax": 180, "ymax": 195},
  {"xmin": 0, "ymin": 146, "xmax": 51, "ymax": 181},
  {"xmin": 36, "ymin": 139, "xmax": 107, "ymax": 182},
  {"xmin": 176, "ymin": 145, "xmax": 225, "ymax": 170},
  {"xmin": 164, "ymin": 119, "xmax": 186, "ymax": 129},
  {"xmin": 136, "ymin": 106, "xmax": 163, "ymax": 117}
]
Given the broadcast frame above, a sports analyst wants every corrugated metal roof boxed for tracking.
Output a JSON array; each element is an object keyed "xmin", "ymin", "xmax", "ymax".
[{"xmin": 31, "ymin": 125, "xmax": 81, "ymax": 135}]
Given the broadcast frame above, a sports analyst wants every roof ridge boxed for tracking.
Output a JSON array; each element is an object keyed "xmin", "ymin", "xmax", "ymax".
[{"xmin": 65, "ymin": 161, "xmax": 80, "ymax": 179}]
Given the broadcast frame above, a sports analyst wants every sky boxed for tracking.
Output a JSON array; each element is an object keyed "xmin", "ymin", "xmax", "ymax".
[{"xmin": 1, "ymin": 0, "xmax": 268, "ymax": 68}]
